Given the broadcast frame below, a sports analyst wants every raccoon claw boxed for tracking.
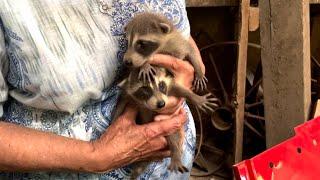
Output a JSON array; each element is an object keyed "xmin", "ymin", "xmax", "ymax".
[
  {"xmin": 138, "ymin": 64, "xmax": 156, "ymax": 83},
  {"xmin": 193, "ymin": 76, "xmax": 208, "ymax": 92},
  {"xmin": 196, "ymin": 93, "xmax": 219, "ymax": 113},
  {"xmin": 168, "ymin": 161, "xmax": 189, "ymax": 173}
]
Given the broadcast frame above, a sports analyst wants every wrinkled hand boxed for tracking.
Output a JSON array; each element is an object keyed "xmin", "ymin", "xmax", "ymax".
[{"xmin": 88, "ymin": 104, "xmax": 187, "ymax": 173}]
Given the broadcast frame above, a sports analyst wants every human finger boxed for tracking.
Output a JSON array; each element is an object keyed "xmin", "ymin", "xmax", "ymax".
[
  {"xmin": 141, "ymin": 109, "xmax": 187, "ymax": 138},
  {"xmin": 133, "ymin": 136, "xmax": 168, "ymax": 156},
  {"xmin": 149, "ymin": 54, "xmax": 194, "ymax": 75}
]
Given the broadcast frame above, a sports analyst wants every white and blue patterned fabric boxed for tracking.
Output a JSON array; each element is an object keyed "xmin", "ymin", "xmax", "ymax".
[{"xmin": 0, "ymin": 0, "xmax": 196, "ymax": 179}]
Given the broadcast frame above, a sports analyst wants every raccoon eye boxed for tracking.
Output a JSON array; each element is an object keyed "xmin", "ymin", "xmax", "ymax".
[
  {"xmin": 135, "ymin": 40, "xmax": 159, "ymax": 56},
  {"xmin": 158, "ymin": 81, "xmax": 167, "ymax": 94},
  {"xmin": 136, "ymin": 40, "xmax": 147, "ymax": 50}
]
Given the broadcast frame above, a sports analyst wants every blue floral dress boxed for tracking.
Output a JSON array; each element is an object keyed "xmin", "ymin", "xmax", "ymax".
[{"xmin": 0, "ymin": 0, "xmax": 196, "ymax": 179}]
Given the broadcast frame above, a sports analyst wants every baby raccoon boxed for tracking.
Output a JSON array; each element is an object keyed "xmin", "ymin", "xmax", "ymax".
[
  {"xmin": 113, "ymin": 67, "xmax": 218, "ymax": 178},
  {"xmin": 123, "ymin": 12, "xmax": 208, "ymax": 91}
]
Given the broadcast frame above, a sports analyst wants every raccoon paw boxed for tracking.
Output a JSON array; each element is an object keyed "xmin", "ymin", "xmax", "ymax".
[
  {"xmin": 196, "ymin": 93, "xmax": 219, "ymax": 113},
  {"xmin": 138, "ymin": 64, "xmax": 157, "ymax": 83},
  {"xmin": 193, "ymin": 75, "xmax": 208, "ymax": 92},
  {"xmin": 168, "ymin": 161, "xmax": 189, "ymax": 173}
]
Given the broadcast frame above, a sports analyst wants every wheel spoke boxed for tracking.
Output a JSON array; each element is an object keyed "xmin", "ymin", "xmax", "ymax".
[
  {"xmin": 312, "ymin": 56, "xmax": 320, "ymax": 70},
  {"xmin": 200, "ymin": 41, "xmax": 261, "ymax": 51},
  {"xmin": 244, "ymin": 120, "xmax": 264, "ymax": 138},
  {"xmin": 208, "ymin": 53, "xmax": 229, "ymax": 104},
  {"xmin": 245, "ymin": 112, "xmax": 266, "ymax": 121},
  {"xmin": 246, "ymin": 79, "xmax": 262, "ymax": 99},
  {"xmin": 245, "ymin": 100, "xmax": 264, "ymax": 109}
]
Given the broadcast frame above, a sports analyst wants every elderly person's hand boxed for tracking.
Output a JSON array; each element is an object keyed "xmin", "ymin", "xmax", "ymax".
[
  {"xmin": 88, "ymin": 104, "xmax": 187, "ymax": 173},
  {"xmin": 0, "ymin": 102, "xmax": 187, "ymax": 174}
]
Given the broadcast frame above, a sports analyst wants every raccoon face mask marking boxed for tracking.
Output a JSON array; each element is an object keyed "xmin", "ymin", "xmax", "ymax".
[
  {"xmin": 134, "ymin": 40, "xmax": 159, "ymax": 57},
  {"xmin": 158, "ymin": 81, "xmax": 167, "ymax": 94},
  {"xmin": 123, "ymin": 13, "xmax": 173, "ymax": 68},
  {"xmin": 133, "ymin": 86, "xmax": 153, "ymax": 100}
]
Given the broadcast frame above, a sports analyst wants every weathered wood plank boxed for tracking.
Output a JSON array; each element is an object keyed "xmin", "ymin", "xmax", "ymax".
[
  {"xmin": 186, "ymin": 0, "xmax": 238, "ymax": 7},
  {"xmin": 249, "ymin": 7, "xmax": 259, "ymax": 31},
  {"xmin": 310, "ymin": 0, "xmax": 320, "ymax": 4},
  {"xmin": 234, "ymin": 0, "xmax": 250, "ymax": 163},
  {"xmin": 260, "ymin": 0, "xmax": 311, "ymax": 147},
  {"xmin": 312, "ymin": 100, "xmax": 320, "ymax": 118}
]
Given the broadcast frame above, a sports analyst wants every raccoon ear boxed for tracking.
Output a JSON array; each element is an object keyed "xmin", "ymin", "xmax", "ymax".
[
  {"xmin": 159, "ymin": 23, "xmax": 171, "ymax": 34},
  {"xmin": 117, "ymin": 78, "xmax": 128, "ymax": 89}
]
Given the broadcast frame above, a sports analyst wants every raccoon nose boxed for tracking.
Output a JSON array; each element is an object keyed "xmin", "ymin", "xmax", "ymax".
[
  {"xmin": 157, "ymin": 100, "xmax": 165, "ymax": 109},
  {"xmin": 124, "ymin": 59, "xmax": 133, "ymax": 66}
]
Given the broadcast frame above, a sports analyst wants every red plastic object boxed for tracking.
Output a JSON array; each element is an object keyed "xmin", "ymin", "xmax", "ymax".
[{"xmin": 233, "ymin": 117, "xmax": 320, "ymax": 180}]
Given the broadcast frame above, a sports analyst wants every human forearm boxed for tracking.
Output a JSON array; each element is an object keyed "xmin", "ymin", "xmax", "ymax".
[
  {"xmin": 0, "ymin": 121, "xmax": 98, "ymax": 172},
  {"xmin": 0, "ymin": 104, "xmax": 186, "ymax": 174}
]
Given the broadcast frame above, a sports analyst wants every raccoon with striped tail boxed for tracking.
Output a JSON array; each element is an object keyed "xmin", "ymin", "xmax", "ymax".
[
  {"xmin": 123, "ymin": 12, "xmax": 208, "ymax": 91},
  {"xmin": 112, "ymin": 66, "xmax": 218, "ymax": 179}
]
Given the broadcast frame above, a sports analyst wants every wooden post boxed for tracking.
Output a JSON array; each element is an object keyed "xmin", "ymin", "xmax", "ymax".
[
  {"xmin": 234, "ymin": 0, "xmax": 250, "ymax": 163},
  {"xmin": 260, "ymin": 0, "xmax": 311, "ymax": 147}
]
